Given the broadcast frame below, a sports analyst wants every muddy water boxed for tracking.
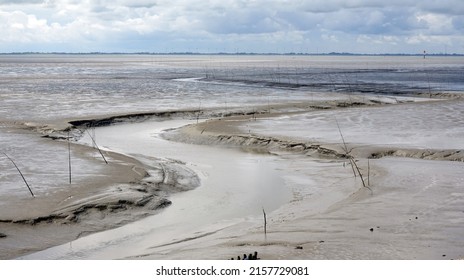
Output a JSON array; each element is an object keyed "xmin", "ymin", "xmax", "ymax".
[{"xmin": 22, "ymin": 120, "xmax": 291, "ymax": 259}]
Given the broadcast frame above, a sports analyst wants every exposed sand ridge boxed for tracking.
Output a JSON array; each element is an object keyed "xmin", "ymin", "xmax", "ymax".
[
  {"xmin": 0, "ymin": 114, "xmax": 202, "ymax": 259},
  {"xmin": 2, "ymin": 94, "xmax": 463, "ymax": 260},
  {"xmin": 165, "ymin": 98, "xmax": 464, "ymax": 163}
]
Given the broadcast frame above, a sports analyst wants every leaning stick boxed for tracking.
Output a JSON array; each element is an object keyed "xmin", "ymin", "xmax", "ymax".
[
  {"xmin": 335, "ymin": 119, "xmax": 372, "ymax": 192},
  {"xmin": 86, "ymin": 130, "xmax": 108, "ymax": 164},
  {"xmin": 335, "ymin": 118, "xmax": 357, "ymax": 177},
  {"xmin": 3, "ymin": 152, "xmax": 35, "ymax": 197},
  {"xmin": 335, "ymin": 118, "xmax": 348, "ymax": 153}
]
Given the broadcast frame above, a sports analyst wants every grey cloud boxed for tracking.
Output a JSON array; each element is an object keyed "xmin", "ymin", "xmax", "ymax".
[
  {"xmin": 1, "ymin": 0, "xmax": 463, "ymax": 53},
  {"xmin": 274, "ymin": 11, "xmax": 324, "ymax": 31},
  {"xmin": 452, "ymin": 16, "xmax": 464, "ymax": 30},
  {"xmin": 203, "ymin": 9, "xmax": 284, "ymax": 34},
  {"xmin": 0, "ymin": 0, "xmax": 42, "ymax": 4},
  {"xmin": 297, "ymin": 0, "xmax": 464, "ymax": 15},
  {"xmin": 96, "ymin": 0, "xmax": 158, "ymax": 9},
  {"xmin": 418, "ymin": 0, "xmax": 464, "ymax": 15},
  {"xmin": 119, "ymin": 0, "xmax": 157, "ymax": 9}
]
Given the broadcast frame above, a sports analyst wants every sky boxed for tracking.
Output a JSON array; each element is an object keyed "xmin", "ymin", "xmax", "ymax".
[{"xmin": 0, "ymin": 0, "xmax": 463, "ymax": 54}]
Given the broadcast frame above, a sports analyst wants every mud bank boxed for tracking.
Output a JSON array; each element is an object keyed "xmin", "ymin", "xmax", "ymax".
[
  {"xmin": 20, "ymin": 119, "xmax": 292, "ymax": 260},
  {"xmin": 3, "ymin": 95, "xmax": 464, "ymax": 260},
  {"xmin": 0, "ymin": 118, "xmax": 200, "ymax": 259},
  {"xmin": 164, "ymin": 99, "xmax": 464, "ymax": 163},
  {"xmin": 150, "ymin": 98, "xmax": 464, "ymax": 260}
]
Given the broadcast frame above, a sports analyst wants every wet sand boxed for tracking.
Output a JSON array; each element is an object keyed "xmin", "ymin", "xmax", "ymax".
[
  {"xmin": 2, "ymin": 95, "xmax": 464, "ymax": 260},
  {"xmin": 147, "ymin": 97, "xmax": 464, "ymax": 260},
  {"xmin": 20, "ymin": 119, "xmax": 292, "ymax": 259},
  {"xmin": 0, "ymin": 141, "xmax": 173, "ymax": 259},
  {"xmin": 2, "ymin": 54, "xmax": 464, "ymax": 260}
]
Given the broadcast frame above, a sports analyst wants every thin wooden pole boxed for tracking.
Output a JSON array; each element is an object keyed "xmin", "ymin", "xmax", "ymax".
[
  {"xmin": 262, "ymin": 208, "xmax": 267, "ymax": 238},
  {"xmin": 3, "ymin": 152, "xmax": 34, "ymax": 197},
  {"xmin": 367, "ymin": 158, "xmax": 370, "ymax": 186},
  {"xmin": 197, "ymin": 100, "xmax": 201, "ymax": 124},
  {"xmin": 68, "ymin": 130, "xmax": 72, "ymax": 184},
  {"xmin": 86, "ymin": 130, "xmax": 108, "ymax": 164}
]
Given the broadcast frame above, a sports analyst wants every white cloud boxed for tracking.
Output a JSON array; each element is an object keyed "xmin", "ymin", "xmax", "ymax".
[
  {"xmin": 0, "ymin": 0, "xmax": 463, "ymax": 53},
  {"xmin": 415, "ymin": 13, "xmax": 455, "ymax": 35},
  {"xmin": 357, "ymin": 34, "xmax": 400, "ymax": 45},
  {"xmin": 406, "ymin": 34, "xmax": 455, "ymax": 46},
  {"xmin": 322, "ymin": 34, "xmax": 339, "ymax": 43}
]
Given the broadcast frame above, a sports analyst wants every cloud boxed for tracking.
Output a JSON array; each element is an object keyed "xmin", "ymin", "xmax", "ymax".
[
  {"xmin": 0, "ymin": 0, "xmax": 42, "ymax": 4},
  {"xmin": 357, "ymin": 34, "xmax": 400, "ymax": 45},
  {"xmin": 415, "ymin": 13, "xmax": 456, "ymax": 35},
  {"xmin": 0, "ymin": 0, "xmax": 463, "ymax": 53}
]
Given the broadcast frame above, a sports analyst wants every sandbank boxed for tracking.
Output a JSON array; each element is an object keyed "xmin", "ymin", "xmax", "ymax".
[{"xmin": 4, "ymin": 94, "xmax": 462, "ymax": 260}]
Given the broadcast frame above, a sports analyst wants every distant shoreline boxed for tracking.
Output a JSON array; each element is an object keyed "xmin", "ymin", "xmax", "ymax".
[{"xmin": 1, "ymin": 52, "xmax": 463, "ymax": 57}]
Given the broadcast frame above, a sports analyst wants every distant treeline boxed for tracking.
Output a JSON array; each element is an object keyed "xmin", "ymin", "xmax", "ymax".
[{"xmin": 1, "ymin": 52, "xmax": 463, "ymax": 56}]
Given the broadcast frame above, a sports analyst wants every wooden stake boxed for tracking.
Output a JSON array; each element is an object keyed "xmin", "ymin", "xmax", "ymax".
[
  {"xmin": 68, "ymin": 130, "xmax": 72, "ymax": 184},
  {"xmin": 368, "ymin": 158, "xmax": 370, "ymax": 186},
  {"xmin": 262, "ymin": 207, "xmax": 267, "ymax": 238},
  {"xmin": 86, "ymin": 130, "xmax": 108, "ymax": 164},
  {"xmin": 197, "ymin": 100, "xmax": 201, "ymax": 124},
  {"xmin": 3, "ymin": 152, "xmax": 34, "ymax": 197},
  {"xmin": 335, "ymin": 118, "xmax": 372, "ymax": 193}
]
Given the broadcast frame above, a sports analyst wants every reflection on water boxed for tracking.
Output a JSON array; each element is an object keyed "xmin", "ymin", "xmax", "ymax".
[
  {"xmin": 1, "ymin": 55, "xmax": 461, "ymax": 260},
  {"xmin": 22, "ymin": 120, "xmax": 291, "ymax": 259},
  {"xmin": 1, "ymin": 55, "xmax": 463, "ymax": 123},
  {"xmin": 2, "ymin": 55, "xmax": 462, "ymax": 197}
]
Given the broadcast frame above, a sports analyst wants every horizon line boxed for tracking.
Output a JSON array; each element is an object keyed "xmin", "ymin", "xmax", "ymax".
[{"xmin": 1, "ymin": 51, "xmax": 463, "ymax": 56}]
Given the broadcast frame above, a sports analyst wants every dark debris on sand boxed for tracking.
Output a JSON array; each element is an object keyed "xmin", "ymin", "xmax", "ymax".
[{"xmin": 230, "ymin": 251, "xmax": 259, "ymax": 260}]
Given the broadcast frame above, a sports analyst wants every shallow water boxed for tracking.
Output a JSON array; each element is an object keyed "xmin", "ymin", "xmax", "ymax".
[
  {"xmin": 2, "ymin": 55, "xmax": 462, "ymax": 198},
  {"xmin": 243, "ymin": 99, "xmax": 464, "ymax": 150},
  {"xmin": 22, "ymin": 120, "xmax": 291, "ymax": 259},
  {"xmin": 1, "ymin": 54, "xmax": 463, "ymax": 259},
  {"xmin": 0, "ymin": 127, "xmax": 105, "ymax": 201},
  {"xmin": 1, "ymin": 54, "xmax": 463, "ymax": 123}
]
